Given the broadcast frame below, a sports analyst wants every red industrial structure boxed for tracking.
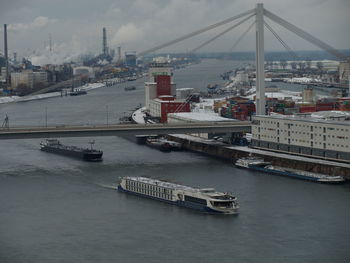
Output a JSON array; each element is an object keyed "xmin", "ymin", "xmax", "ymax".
[{"xmin": 156, "ymin": 75, "xmax": 171, "ymax": 97}]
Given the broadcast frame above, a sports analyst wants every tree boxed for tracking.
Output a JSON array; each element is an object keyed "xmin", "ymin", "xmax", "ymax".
[{"xmin": 16, "ymin": 83, "xmax": 31, "ymax": 96}]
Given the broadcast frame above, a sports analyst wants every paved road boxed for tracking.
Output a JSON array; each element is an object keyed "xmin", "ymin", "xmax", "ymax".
[{"xmin": 0, "ymin": 121, "xmax": 252, "ymax": 140}]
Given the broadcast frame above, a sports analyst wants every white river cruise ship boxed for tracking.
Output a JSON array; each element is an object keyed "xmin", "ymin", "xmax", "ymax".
[{"xmin": 118, "ymin": 177, "xmax": 239, "ymax": 214}]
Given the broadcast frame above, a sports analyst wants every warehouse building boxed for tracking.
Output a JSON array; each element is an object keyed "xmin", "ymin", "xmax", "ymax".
[{"xmin": 251, "ymin": 113, "xmax": 350, "ymax": 162}]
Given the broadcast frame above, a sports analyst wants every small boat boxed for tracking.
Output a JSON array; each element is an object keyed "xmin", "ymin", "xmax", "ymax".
[
  {"xmin": 234, "ymin": 157, "xmax": 345, "ymax": 184},
  {"xmin": 127, "ymin": 76, "xmax": 137, "ymax": 81},
  {"xmin": 40, "ymin": 139, "xmax": 103, "ymax": 161},
  {"xmin": 124, "ymin": 86, "xmax": 136, "ymax": 91},
  {"xmin": 145, "ymin": 138, "xmax": 171, "ymax": 152},
  {"xmin": 70, "ymin": 89, "xmax": 87, "ymax": 96},
  {"xmin": 118, "ymin": 176, "xmax": 239, "ymax": 214}
]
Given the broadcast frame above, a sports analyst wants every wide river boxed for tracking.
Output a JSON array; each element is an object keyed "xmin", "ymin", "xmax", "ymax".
[{"xmin": 0, "ymin": 59, "xmax": 349, "ymax": 263}]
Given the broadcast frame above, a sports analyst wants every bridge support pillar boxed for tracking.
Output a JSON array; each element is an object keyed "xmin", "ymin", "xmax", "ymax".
[{"xmin": 255, "ymin": 3, "xmax": 266, "ymax": 115}]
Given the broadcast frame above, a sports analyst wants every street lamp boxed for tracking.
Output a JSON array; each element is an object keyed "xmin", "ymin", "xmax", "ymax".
[
  {"xmin": 106, "ymin": 105, "xmax": 109, "ymax": 126},
  {"xmin": 45, "ymin": 106, "xmax": 48, "ymax": 128}
]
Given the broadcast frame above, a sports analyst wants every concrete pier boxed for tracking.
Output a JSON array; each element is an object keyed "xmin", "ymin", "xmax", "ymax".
[{"xmin": 168, "ymin": 134, "xmax": 350, "ymax": 179}]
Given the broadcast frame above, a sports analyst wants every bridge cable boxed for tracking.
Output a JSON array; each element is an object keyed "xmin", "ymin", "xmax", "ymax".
[
  {"xmin": 229, "ymin": 20, "xmax": 255, "ymax": 52},
  {"xmin": 264, "ymin": 21, "xmax": 299, "ymax": 60},
  {"xmin": 264, "ymin": 9, "xmax": 348, "ymax": 61},
  {"xmin": 138, "ymin": 8, "xmax": 256, "ymax": 57},
  {"xmin": 189, "ymin": 14, "xmax": 255, "ymax": 54}
]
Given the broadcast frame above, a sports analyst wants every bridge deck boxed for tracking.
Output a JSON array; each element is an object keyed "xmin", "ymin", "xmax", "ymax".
[{"xmin": 0, "ymin": 122, "xmax": 252, "ymax": 140}]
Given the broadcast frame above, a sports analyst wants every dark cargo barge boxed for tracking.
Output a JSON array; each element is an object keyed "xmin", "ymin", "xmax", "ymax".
[{"xmin": 40, "ymin": 139, "xmax": 103, "ymax": 161}]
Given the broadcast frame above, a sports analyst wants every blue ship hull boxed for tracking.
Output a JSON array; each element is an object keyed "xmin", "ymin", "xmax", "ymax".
[
  {"xmin": 117, "ymin": 186, "xmax": 224, "ymax": 214},
  {"xmin": 247, "ymin": 165, "xmax": 344, "ymax": 184}
]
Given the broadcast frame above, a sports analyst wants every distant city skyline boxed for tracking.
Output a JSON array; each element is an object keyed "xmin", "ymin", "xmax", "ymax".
[{"xmin": 0, "ymin": 0, "xmax": 349, "ymax": 65}]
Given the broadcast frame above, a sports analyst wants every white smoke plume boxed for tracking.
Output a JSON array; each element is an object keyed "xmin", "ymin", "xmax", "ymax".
[{"xmin": 29, "ymin": 35, "xmax": 91, "ymax": 66}]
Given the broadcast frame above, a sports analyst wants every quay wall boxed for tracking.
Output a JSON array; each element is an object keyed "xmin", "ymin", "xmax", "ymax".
[{"xmin": 168, "ymin": 135, "xmax": 350, "ymax": 179}]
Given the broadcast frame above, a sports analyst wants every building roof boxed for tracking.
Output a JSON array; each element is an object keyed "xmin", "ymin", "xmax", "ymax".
[
  {"xmin": 254, "ymin": 111, "xmax": 350, "ymax": 126},
  {"xmin": 168, "ymin": 111, "xmax": 238, "ymax": 122}
]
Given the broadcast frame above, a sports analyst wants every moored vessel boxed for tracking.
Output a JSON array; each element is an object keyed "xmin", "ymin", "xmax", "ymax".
[
  {"xmin": 118, "ymin": 177, "xmax": 239, "ymax": 214},
  {"xmin": 234, "ymin": 157, "xmax": 345, "ymax": 184},
  {"xmin": 40, "ymin": 139, "xmax": 103, "ymax": 161},
  {"xmin": 70, "ymin": 89, "xmax": 87, "ymax": 96},
  {"xmin": 145, "ymin": 137, "xmax": 172, "ymax": 152},
  {"xmin": 159, "ymin": 138, "xmax": 183, "ymax": 151}
]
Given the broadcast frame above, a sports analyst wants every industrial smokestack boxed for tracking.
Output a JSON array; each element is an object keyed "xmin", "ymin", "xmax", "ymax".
[
  {"xmin": 4, "ymin": 24, "xmax": 10, "ymax": 89},
  {"xmin": 117, "ymin": 46, "xmax": 121, "ymax": 61},
  {"xmin": 102, "ymin": 27, "xmax": 107, "ymax": 56},
  {"xmin": 49, "ymin": 33, "xmax": 52, "ymax": 52}
]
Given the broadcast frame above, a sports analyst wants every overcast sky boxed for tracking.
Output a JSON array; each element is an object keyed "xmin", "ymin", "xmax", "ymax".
[{"xmin": 0, "ymin": 0, "xmax": 349, "ymax": 65}]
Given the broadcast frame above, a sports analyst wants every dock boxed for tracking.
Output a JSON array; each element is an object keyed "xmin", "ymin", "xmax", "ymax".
[{"xmin": 168, "ymin": 134, "xmax": 350, "ymax": 179}]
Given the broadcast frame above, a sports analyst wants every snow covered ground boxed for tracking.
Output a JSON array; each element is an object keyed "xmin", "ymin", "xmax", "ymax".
[
  {"xmin": 0, "ymin": 83, "xmax": 105, "ymax": 104},
  {"xmin": 132, "ymin": 107, "xmax": 147, "ymax": 124},
  {"xmin": 285, "ymin": 77, "xmax": 321, "ymax": 84}
]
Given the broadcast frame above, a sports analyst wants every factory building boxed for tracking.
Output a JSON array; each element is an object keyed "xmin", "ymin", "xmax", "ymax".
[
  {"xmin": 145, "ymin": 63, "xmax": 176, "ymax": 110},
  {"xmin": 73, "ymin": 66, "xmax": 94, "ymax": 78},
  {"xmin": 149, "ymin": 96, "xmax": 190, "ymax": 123},
  {"xmin": 125, "ymin": 51, "xmax": 137, "ymax": 67},
  {"xmin": 251, "ymin": 114, "xmax": 350, "ymax": 162},
  {"xmin": 11, "ymin": 70, "xmax": 48, "ymax": 90},
  {"xmin": 339, "ymin": 61, "xmax": 350, "ymax": 84},
  {"xmin": 145, "ymin": 63, "xmax": 190, "ymax": 123}
]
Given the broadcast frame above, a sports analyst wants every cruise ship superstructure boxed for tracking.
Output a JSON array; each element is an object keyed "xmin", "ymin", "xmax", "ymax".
[{"xmin": 118, "ymin": 177, "xmax": 239, "ymax": 214}]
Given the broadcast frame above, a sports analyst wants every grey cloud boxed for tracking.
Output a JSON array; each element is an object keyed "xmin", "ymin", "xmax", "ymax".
[{"xmin": 0, "ymin": 0, "xmax": 348, "ymax": 65}]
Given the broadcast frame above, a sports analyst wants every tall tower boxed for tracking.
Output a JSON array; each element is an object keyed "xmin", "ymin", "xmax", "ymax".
[
  {"xmin": 255, "ymin": 3, "xmax": 266, "ymax": 115},
  {"xmin": 102, "ymin": 27, "xmax": 107, "ymax": 56},
  {"xmin": 4, "ymin": 24, "xmax": 10, "ymax": 89},
  {"xmin": 49, "ymin": 33, "xmax": 52, "ymax": 52},
  {"xmin": 117, "ymin": 46, "xmax": 121, "ymax": 61}
]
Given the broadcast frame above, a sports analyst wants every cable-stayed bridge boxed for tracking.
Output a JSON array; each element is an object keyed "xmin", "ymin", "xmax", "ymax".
[
  {"xmin": 138, "ymin": 3, "xmax": 348, "ymax": 115},
  {"xmin": 1, "ymin": 3, "xmax": 347, "ymax": 140}
]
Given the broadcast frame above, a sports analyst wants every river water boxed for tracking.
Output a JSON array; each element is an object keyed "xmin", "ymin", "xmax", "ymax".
[{"xmin": 0, "ymin": 59, "xmax": 349, "ymax": 263}]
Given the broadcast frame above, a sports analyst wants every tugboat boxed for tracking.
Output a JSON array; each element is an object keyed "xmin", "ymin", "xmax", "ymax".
[
  {"xmin": 40, "ymin": 139, "xmax": 103, "ymax": 161},
  {"xmin": 118, "ymin": 176, "xmax": 239, "ymax": 214},
  {"xmin": 234, "ymin": 156, "xmax": 345, "ymax": 184}
]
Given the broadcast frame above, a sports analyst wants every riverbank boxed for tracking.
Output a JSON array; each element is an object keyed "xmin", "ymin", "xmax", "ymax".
[
  {"xmin": 0, "ymin": 82, "xmax": 106, "ymax": 104},
  {"xmin": 168, "ymin": 134, "xmax": 350, "ymax": 179}
]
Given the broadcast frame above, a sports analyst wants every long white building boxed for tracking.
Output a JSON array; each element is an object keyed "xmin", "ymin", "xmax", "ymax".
[{"xmin": 251, "ymin": 114, "xmax": 350, "ymax": 162}]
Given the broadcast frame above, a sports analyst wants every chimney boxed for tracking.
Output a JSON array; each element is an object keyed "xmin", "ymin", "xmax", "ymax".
[
  {"xmin": 117, "ymin": 46, "xmax": 121, "ymax": 61},
  {"xmin": 4, "ymin": 24, "xmax": 10, "ymax": 89},
  {"xmin": 102, "ymin": 27, "xmax": 107, "ymax": 56}
]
